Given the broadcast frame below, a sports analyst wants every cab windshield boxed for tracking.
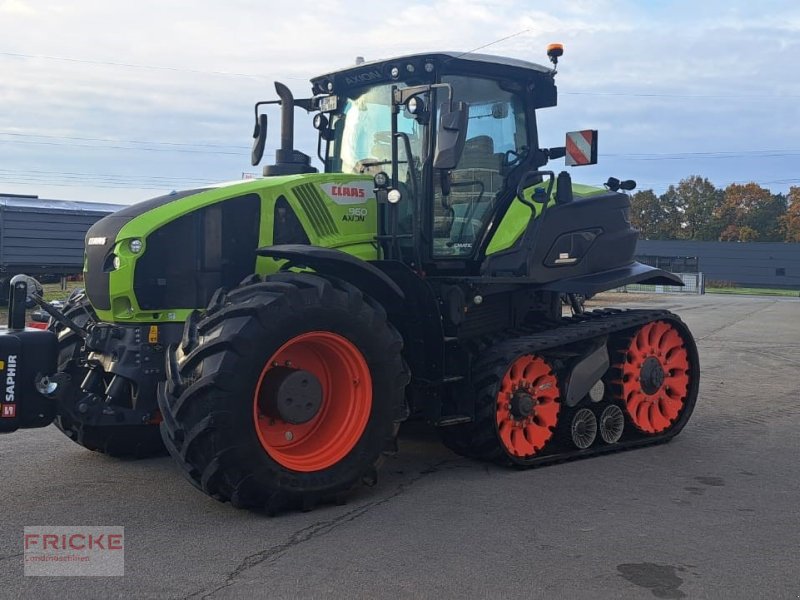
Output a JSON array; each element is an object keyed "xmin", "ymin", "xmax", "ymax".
[{"xmin": 326, "ymin": 84, "xmax": 424, "ymax": 189}]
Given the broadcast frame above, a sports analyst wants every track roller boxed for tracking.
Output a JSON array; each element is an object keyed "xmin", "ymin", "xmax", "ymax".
[
  {"xmin": 570, "ymin": 408, "xmax": 597, "ymax": 449},
  {"xmin": 599, "ymin": 404, "xmax": 624, "ymax": 444}
]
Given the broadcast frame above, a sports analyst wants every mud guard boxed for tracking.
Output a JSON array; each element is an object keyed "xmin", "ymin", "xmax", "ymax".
[
  {"xmin": 256, "ymin": 245, "xmax": 406, "ymax": 311},
  {"xmin": 257, "ymin": 245, "xmax": 447, "ymax": 385},
  {"xmin": 539, "ymin": 262, "xmax": 683, "ymax": 297}
]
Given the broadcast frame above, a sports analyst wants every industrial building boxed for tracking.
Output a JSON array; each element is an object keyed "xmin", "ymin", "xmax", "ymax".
[
  {"xmin": 636, "ymin": 240, "xmax": 800, "ymax": 289},
  {"xmin": 0, "ymin": 193, "xmax": 120, "ymax": 299}
]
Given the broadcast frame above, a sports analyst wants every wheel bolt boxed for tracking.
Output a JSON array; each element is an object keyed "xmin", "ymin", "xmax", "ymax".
[{"xmin": 285, "ymin": 431, "xmax": 294, "ymax": 441}]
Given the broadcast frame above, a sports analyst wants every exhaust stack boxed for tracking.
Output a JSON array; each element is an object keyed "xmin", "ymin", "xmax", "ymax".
[{"xmin": 262, "ymin": 82, "xmax": 317, "ymax": 177}]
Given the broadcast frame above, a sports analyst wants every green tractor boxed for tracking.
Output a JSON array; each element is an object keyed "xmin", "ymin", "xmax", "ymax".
[{"xmin": 0, "ymin": 46, "xmax": 699, "ymax": 513}]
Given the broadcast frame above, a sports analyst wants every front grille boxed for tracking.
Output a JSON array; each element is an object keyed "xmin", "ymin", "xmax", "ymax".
[
  {"xmin": 85, "ymin": 243, "xmax": 112, "ymax": 310},
  {"xmin": 133, "ymin": 194, "xmax": 261, "ymax": 310}
]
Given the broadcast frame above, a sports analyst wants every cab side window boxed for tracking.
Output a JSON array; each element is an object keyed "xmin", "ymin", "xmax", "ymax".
[{"xmin": 433, "ymin": 77, "xmax": 528, "ymax": 257}]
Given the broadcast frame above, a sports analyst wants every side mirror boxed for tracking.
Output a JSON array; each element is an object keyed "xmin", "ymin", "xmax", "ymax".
[
  {"xmin": 564, "ymin": 129, "xmax": 598, "ymax": 166},
  {"xmin": 251, "ymin": 113, "xmax": 268, "ymax": 166},
  {"xmin": 433, "ymin": 101, "xmax": 469, "ymax": 171}
]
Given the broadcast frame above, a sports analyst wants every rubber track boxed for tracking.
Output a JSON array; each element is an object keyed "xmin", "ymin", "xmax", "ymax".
[{"xmin": 443, "ymin": 308, "xmax": 699, "ymax": 468}]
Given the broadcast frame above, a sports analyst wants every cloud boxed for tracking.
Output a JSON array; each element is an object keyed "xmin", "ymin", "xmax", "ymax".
[
  {"xmin": 0, "ymin": 0, "xmax": 37, "ymax": 16},
  {"xmin": 0, "ymin": 0, "xmax": 799, "ymax": 201}
]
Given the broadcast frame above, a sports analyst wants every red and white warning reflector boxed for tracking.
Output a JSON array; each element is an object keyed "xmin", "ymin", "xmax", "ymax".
[{"xmin": 565, "ymin": 129, "xmax": 598, "ymax": 166}]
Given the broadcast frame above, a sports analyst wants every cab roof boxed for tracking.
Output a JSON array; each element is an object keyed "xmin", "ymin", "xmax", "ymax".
[{"xmin": 310, "ymin": 51, "xmax": 555, "ymax": 96}]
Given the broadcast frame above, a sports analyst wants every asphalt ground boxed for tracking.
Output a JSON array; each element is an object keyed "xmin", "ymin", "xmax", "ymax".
[{"xmin": 1, "ymin": 293, "xmax": 799, "ymax": 599}]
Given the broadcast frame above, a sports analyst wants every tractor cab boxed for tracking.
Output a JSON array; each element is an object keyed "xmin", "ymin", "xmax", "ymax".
[
  {"xmin": 310, "ymin": 52, "xmax": 561, "ymax": 271},
  {"xmin": 252, "ymin": 51, "xmax": 585, "ymax": 275}
]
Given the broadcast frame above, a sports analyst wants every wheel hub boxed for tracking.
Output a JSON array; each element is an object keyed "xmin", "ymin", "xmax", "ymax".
[
  {"xmin": 640, "ymin": 356, "xmax": 665, "ymax": 395},
  {"xmin": 495, "ymin": 354, "xmax": 561, "ymax": 459},
  {"xmin": 262, "ymin": 366, "xmax": 323, "ymax": 424},
  {"xmin": 510, "ymin": 390, "xmax": 534, "ymax": 419}
]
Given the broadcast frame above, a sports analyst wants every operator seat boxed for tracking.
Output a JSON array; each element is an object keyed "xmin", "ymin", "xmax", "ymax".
[{"xmin": 446, "ymin": 136, "xmax": 504, "ymax": 242}]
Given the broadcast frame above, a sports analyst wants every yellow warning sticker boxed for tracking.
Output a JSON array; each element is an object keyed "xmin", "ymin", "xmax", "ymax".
[
  {"xmin": 0, "ymin": 360, "xmax": 4, "ymax": 370},
  {"xmin": 148, "ymin": 326, "xmax": 159, "ymax": 344}
]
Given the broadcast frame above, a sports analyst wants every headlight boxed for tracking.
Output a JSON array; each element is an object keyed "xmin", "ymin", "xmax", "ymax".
[
  {"xmin": 103, "ymin": 254, "xmax": 120, "ymax": 272},
  {"xmin": 129, "ymin": 239, "xmax": 143, "ymax": 253}
]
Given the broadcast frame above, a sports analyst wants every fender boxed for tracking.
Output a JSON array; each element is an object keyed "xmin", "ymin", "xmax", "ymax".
[
  {"xmin": 256, "ymin": 245, "xmax": 405, "ymax": 311},
  {"xmin": 539, "ymin": 262, "xmax": 684, "ymax": 297},
  {"xmin": 257, "ymin": 245, "xmax": 448, "ymax": 385}
]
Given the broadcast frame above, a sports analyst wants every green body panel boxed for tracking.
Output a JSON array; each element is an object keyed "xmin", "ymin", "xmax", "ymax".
[
  {"xmin": 96, "ymin": 174, "xmax": 378, "ymax": 323},
  {"xmin": 485, "ymin": 182, "xmax": 607, "ymax": 256}
]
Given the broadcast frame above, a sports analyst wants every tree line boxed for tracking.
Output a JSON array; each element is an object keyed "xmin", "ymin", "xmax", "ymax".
[{"xmin": 629, "ymin": 176, "xmax": 800, "ymax": 242}]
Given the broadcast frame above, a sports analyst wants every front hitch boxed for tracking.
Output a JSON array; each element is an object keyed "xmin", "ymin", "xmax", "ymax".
[{"xmin": 0, "ymin": 275, "xmax": 60, "ymax": 434}]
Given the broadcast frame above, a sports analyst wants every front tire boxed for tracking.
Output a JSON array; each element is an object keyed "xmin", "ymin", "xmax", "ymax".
[{"xmin": 158, "ymin": 273, "xmax": 409, "ymax": 512}]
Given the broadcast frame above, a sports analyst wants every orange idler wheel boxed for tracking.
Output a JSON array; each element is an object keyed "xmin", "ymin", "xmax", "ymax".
[
  {"xmin": 253, "ymin": 332, "xmax": 372, "ymax": 472},
  {"xmin": 496, "ymin": 355, "xmax": 560, "ymax": 458},
  {"xmin": 619, "ymin": 321, "xmax": 690, "ymax": 434}
]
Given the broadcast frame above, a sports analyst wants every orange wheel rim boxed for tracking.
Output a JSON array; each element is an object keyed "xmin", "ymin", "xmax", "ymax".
[
  {"xmin": 253, "ymin": 332, "xmax": 372, "ymax": 472},
  {"xmin": 620, "ymin": 321, "xmax": 690, "ymax": 434},
  {"xmin": 496, "ymin": 355, "xmax": 560, "ymax": 458}
]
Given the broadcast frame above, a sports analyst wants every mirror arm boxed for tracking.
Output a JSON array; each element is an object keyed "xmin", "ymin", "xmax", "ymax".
[
  {"xmin": 548, "ymin": 146, "xmax": 566, "ymax": 160},
  {"xmin": 394, "ymin": 83, "xmax": 454, "ymax": 111},
  {"xmin": 253, "ymin": 99, "xmax": 280, "ymax": 123},
  {"xmin": 294, "ymin": 97, "xmax": 316, "ymax": 111}
]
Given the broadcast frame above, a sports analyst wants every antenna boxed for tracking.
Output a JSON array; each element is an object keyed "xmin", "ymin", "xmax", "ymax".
[{"xmin": 444, "ymin": 29, "xmax": 532, "ymax": 63}]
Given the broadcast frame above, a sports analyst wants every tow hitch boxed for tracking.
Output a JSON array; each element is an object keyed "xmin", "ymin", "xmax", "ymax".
[{"xmin": 0, "ymin": 275, "xmax": 64, "ymax": 434}]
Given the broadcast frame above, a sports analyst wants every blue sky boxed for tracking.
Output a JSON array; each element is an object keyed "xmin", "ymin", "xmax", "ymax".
[{"xmin": 1, "ymin": 0, "xmax": 798, "ymax": 204}]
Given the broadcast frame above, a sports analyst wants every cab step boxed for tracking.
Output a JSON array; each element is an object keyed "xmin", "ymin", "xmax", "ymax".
[{"xmin": 435, "ymin": 415, "xmax": 473, "ymax": 426}]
